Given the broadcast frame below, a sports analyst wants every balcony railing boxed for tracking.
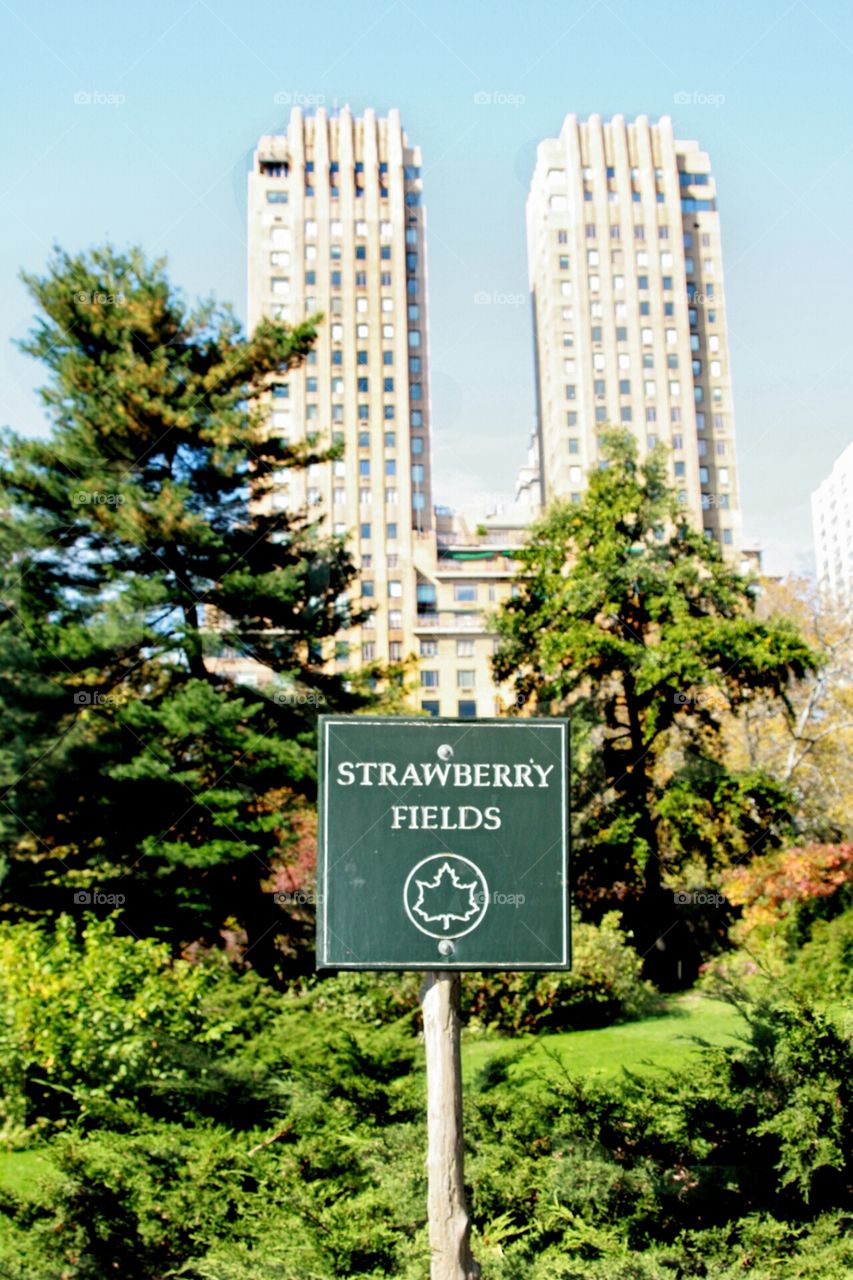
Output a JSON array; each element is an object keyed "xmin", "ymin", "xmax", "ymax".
[
  {"xmin": 435, "ymin": 560, "xmax": 515, "ymax": 575},
  {"xmin": 437, "ymin": 531, "xmax": 526, "ymax": 548},
  {"xmin": 414, "ymin": 610, "xmax": 488, "ymax": 631}
]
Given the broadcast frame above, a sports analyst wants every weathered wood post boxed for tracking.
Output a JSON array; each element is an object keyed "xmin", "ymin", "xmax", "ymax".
[{"xmin": 421, "ymin": 970, "xmax": 480, "ymax": 1280}]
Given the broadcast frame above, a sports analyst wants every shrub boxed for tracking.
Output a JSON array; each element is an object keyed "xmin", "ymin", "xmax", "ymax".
[
  {"xmin": 295, "ymin": 968, "xmax": 424, "ymax": 1028},
  {"xmin": 461, "ymin": 911, "xmax": 657, "ymax": 1035},
  {"xmin": 0, "ymin": 978, "xmax": 851, "ymax": 1278},
  {"xmin": 0, "ymin": 915, "xmax": 224, "ymax": 1138},
  {"xmin": 723, "ymin": 842, "xmax": 853, "ymax": 956},
  {"xmin": 792, "ymin": 905, "xmax": 853, "ymax": 1002}
]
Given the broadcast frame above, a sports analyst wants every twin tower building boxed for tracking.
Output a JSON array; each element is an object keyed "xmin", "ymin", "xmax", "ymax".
[{"xmin": 246, "ymin": 109, "xmax": 742, "ymax": 717}]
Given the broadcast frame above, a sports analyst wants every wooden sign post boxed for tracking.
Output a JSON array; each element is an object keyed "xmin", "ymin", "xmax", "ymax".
[
  {"xmin": 421, "ymin": 971, "xmax": 480, "ymax": 1279},
  {"xmin": 317, "ymin": 716, "xmax": 570, "ymax": 1278}
]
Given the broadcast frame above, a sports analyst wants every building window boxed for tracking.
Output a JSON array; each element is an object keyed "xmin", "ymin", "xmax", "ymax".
[
  {"xmin": 454, "ymin": 584, "xmax": 477, "ymax": 602},
  {"xmin": 420, "ymin": 638, "xmax": 438, "ymax": 657},
  {"xmin": 458, "ymin": 700, "xmax": 477, "ymax": 719},
  {"xmin": 421, "ymin": 670, "xmax": 439, "ymax": 688},
  {"xmin": 422, "ymin": 700, "xmax": 440, "ymax": 717},
  {"xmin": 457, "ymin": 670, "xmax": 475, "ymax": 689},
  {"xmin": 456, "ymin": 639, "xmax": 474, "ymax": 657}
]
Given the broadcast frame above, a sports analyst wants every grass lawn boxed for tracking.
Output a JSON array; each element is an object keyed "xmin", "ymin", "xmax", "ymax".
[
  {"xmin": 461, "ymin": 992, "xmax": 747, "ymax": 1088},
  {"xmin": 0, "ymin": 994, "xmax": 746, "ymax": 1202},
  {"xmin": 0, "ymin": 1148, "xmax": 59, "ymax": 1199}
]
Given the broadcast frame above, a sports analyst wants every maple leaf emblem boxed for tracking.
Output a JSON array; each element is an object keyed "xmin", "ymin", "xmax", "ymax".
[{"xmin": 412, "ymin": 860, "xmax": 482, "ymax": 932}]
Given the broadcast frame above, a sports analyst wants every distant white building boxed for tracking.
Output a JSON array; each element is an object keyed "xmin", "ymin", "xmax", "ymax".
[
  {"xmin": 812, "ymin": 441, "xmax": 853, "ymax": 607},
  {"xmin": 514, "ymin": 430, "xmax": 543, "ymax": 514}
]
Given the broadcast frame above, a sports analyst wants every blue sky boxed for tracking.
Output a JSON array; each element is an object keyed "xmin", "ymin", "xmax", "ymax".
[{"xmin": 2, "ymin": 0, "xmax": 851, "ymax": 575}]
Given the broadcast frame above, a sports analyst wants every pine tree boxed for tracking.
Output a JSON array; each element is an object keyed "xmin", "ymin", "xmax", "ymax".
[
  {"xmin": 493, "ymin": 429, "xmax": 820, "ymax": 986},
  {"xmin": 0, "ymin": 244, "xmax": 367, "ymax": 976}
]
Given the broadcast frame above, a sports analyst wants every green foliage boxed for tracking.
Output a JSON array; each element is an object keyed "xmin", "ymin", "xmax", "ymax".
[
  {"xmin": 290, "ymin": 915, "xmax": 656, "ymax": 1038},
  {"xmin": 2, "ymin": 915, "xmax": 849, "ymax": 1278},
  {"xmin": 465, "ymin": 995, "xmax": 852, "ymax": 1277},
  {"xmin": 0, "ymin": 915, "xmax": 222, "ymax": 1139},
  {"xmin": 493, "ymin": 429, "xmax": 820, "ymax": 987},
  {"xmin": 462, "ymin": 911, "xmax": 658, "ymax": 1034},
  {"xmin": 298, "ymin": 968, "xmax": 424, "ymax": 1027},
  {"xmin": 0, "ymin": 243, "xmax": 373, "ymax": 973},
  {"xmin": 0, "ymin": 957, "xmax": 845, "ymax": 1274},
  {"xmin": 793, "ymin": 905, "xmax": 853, "ymax": 1001}
]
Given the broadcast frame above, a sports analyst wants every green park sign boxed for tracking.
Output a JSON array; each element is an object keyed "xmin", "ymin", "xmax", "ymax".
[{"xmin": 317, "ymin": 716, "xmax": 570, "ymax": 970}]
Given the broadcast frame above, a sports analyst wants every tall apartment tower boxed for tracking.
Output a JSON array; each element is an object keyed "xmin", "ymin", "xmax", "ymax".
[
  {"xmin": 527, "ymin": 114, "xmax": 741, "ymax": 554},
  {"xmin": 812, "ymin": 441, "xmax": 853, "ymax": 609},
  {"xmin": 247, "ymin": 107, "xmax": 432, "ymax": 670}
]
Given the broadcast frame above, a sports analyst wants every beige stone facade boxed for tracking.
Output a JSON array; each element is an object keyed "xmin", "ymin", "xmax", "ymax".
[
  {"xmin": 413, "ymin": 509, "xmax": 530, "ymax": 718},
  {"xmin": 248, "ymin": 107, "xmax": 432, "ymax": 677},
  {"xmin": 527, "ymin": 113, "xmax": 741, "ymax": 555},
  {"xmin": 238, "ymin": 109, "xmax": 747, "ymax": 712}
]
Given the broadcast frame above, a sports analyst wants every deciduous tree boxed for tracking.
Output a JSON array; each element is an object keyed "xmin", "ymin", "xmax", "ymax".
[{"xmin": 493, "ymin": 429, "xmax": 820, "ymax": 986}]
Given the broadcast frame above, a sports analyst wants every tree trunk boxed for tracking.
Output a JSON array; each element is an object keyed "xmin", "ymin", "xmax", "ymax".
[{"xmin": 420, "ymin": 972, "xmax": 480, "ymax": 1280}]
